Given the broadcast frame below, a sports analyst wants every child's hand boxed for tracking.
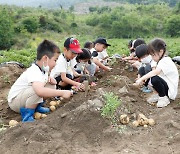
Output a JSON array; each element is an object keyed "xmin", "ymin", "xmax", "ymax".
[
  {"xmin": 75, "ymin": 83, "xmax": 85, "ymax": 91},
  {"xmin": 48, "ymin": 77, "xmax": 57, "ymax": 85},
  {"xmin": 61, "ymin": 90, "xmax": 73, "ymax": 99},
  {"xmin": 107, "ymin": 67, "xmax": 113, "ymax": 71},
  {"xmin": 135, "ymin": 78, "xmax": 144, "ymax": 86}
]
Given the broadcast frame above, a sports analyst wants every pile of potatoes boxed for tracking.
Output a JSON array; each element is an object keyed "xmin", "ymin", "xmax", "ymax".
[
  {"xmin": 120, "ymin": 113, "xmax": 155, "ymax": 127},
  {"xmin": 9, "ymin": 100, "xmax": 62, "ymax": 125}
]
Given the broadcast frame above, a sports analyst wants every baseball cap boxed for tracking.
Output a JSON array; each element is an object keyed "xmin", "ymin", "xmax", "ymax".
[
  {"xmin": 64, "ymin": 37, "xmax": 83, "ymax": 54},
  {"xmin": 95, "ymin": 38, "xmax": 111, "ymax": 46}
]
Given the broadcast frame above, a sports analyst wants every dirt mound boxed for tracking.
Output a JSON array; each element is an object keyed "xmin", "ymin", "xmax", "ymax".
[{"xmin": 0, "ymin": 60, "xmax": 180, "ymax": 154}]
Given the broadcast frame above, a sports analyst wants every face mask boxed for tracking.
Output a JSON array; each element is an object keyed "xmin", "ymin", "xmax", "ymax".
[
  {"xmin": 141, "ymin": 55, "xmax": 152, "ymax": 64},
  {"xmin": 42, "ymin": 58, "xmax": 49, "ymax": 73}
]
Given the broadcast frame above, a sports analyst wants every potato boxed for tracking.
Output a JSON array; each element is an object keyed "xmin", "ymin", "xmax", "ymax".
[
  {"xmin": 120, "ymin": 114, "xmax": 129, "ymax": 124},
  {"xmin": 56, "ymin": 100, "xmax": 61, "ymax": 106},
  {"xmin": 49, "ymin": 101, "xmax": 57, "ymax": 106},
  {"xmin": 137, "ymin": 113, "xmax": 147, "ymax": 120},
  {"xmin": 148, "ymin": 118, "xmax": 155, "ymax": 126},
  {"xmin": 41, "ymin": 114, "xmax": 47, "ymax": 118},
  {"xmin": 34, "ymin": 112, "xmax": 42, "ymax": 120},
  {"xmin": 9, "ymin": 120, "xmax": 18, "ymax": 127},
  {"xmin": 144, "ymin": 124, "xmax": 148, "ymax": 128},
  {"xmin": 137, "ymin": 113, "xmax": 148, "ymax": 126},
  {"xmin": 132, "ymin": 120, "xmax": 139, "ymax": 127},
  {"xmin": 50, "ymin": 105, "xmax": 56, "ymax": 111}
]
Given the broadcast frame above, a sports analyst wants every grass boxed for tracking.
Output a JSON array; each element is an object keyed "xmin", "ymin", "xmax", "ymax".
[{"xmin": 0, "ymin": 36, "xmax": 179, "ymax": 67}]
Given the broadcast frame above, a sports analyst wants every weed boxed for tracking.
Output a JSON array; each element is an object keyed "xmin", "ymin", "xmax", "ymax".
[
  {"xmin": 101, "ymin": 92, "xmax": 122, "ymax": 120},
  {"xmin": 2, "ymin": 74, "xmax": 10, "ymax": 84}
]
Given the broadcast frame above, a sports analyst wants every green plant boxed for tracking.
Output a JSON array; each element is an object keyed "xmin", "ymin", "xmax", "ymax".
[
  {"xmin": 101, "ymin": 92, "xmax": 122, "ymax": 119},
  {"xmin": 22, "ymin": 17, "xmax": 39, "ymax": 33},
  {"xmin": 0, "ymin": 9, "xmax": 15, "ymax": 50},
  {"xmin": 2, "ymin": 75, "xmax": 10, "ymax": 84}
]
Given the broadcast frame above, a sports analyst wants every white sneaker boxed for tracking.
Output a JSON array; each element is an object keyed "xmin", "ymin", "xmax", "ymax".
[
  {"xmin": 147, "ymin": 94, "xmax": 159, "ymax": 103},
  {"xmin": 157, "ymin": 96, "xmax": 170, "ymax": 108}
]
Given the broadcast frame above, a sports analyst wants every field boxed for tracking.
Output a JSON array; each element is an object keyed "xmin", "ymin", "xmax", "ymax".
[
  {"xmin": 0, "ymin": 59, "xmax": 180, "ymax": 153},
  {"xmin": 0, "ymin": 2, "xmax": 180, "ymax": 153}
]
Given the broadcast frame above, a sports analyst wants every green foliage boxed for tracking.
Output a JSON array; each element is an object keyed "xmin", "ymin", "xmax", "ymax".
[
  {"xmin": 22, "ymin": 17, "xmax": 39, "ymax": 33},
  {"xmin": 165, "ymin": 15, "xmax": 180, "ymax": 37},
  {"xmin": 101, "ymin": 92, "xmax": 122, "ymax": 119},
  {"xmin": 86, "ymin": 4, "xmax": 176, "ymax": 38},
  {"xmin": 0, "ymin": 9, "xmax": 14, "ymax": 50},
  {"xmin": 0, "ymin": 49, "xmax": 36, "ymax": 67}
]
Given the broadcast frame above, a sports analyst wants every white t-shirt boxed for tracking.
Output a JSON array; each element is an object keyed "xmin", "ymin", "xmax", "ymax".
[
  {"xmin": 50, "ymin": 54, "xmax": 76, "ymax": 78},
  {"xmin": 8, "ymin": 64, "xmax": 48, "ymax": 103},
  {"xmin": 157, "ymin": 56, "xmax": 179, "ymax": 100},
  {"xmin": 97, "ymin": 49, "xmax": 108, "ymax": 61}
]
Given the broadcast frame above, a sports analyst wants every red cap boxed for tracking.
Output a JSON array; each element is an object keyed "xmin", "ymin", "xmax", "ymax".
[{"xmin": 64, "ymin": 37, "xmax": 83, "ymax": 54}]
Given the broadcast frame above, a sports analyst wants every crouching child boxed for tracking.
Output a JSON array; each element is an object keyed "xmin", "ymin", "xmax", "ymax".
[{"xmin": 8, "ymin": 40, "xmax": 72, "ymax": 122}]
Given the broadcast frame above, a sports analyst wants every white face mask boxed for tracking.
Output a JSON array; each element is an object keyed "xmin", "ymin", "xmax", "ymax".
[
  {"xmin": 141, "ymin": 55, "xmax": 152, "ymax": 64},
  {"xmin": 42, "ymin": 58, "xmax": 49, "ymax": 73}
]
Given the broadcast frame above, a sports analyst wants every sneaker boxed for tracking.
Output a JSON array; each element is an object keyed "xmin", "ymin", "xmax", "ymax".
[
  {"xmin": 157, "ymin": 96, "xmax": 170, "ymax": 108},
  {"xmin": 141, "ymin": 86, "xmax": 152, "ymax": 93},
  {"xmin": 147, "ymin": 94, "xmax": 159, "ymax": 103}
]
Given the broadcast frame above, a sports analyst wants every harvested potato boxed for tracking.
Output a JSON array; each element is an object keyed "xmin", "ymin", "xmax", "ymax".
[
  {"xmin": 49, "ymin": 101, "xmax": 57, "ymax": 106},
  {"xmin": 41, "ymin": 114, "xmax": 47, "ymax": 118},
  {"xmin": 132, "ymin": 120, "xmax": 139, "ymax": 127},
  {"xmin": 120, "ymin": 114, "xmax": 129, "ymax": 124},
  {"xmin": 144, "ymin": 124, "xmax": 148, "ymax": 128},
  {"xmin": 148, "ymin": 118, "xmax": 155, "ymax": 126},
  {"xmin": 56, "ymin": 100, "xmax": 61, "ymax": 106},
  {"xmin": 138, "ymin": 113, "xmax": 147, "ymax": 120},
  {"xmin": 137, "ymin": 113, "xmax": 148, "ymax": 126},
  {"xmin": 9, "ymin": 120, "xmax": 18, "ymax": 127},
  {"xmin": 34, "ymin": 112, "xmax": 42, "ymax": 120},
  {"xmin": 50, "ymin": 105, "xmax": 56, "ymax": 111}
]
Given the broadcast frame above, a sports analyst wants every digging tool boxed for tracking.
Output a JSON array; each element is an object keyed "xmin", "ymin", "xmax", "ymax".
[{"xmin": 84, "ymin": 80, "xmax": 89, "ymax": 97}]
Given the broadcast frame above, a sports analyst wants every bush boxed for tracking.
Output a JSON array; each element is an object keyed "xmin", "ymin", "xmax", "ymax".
[
  {"xmin": 0, "ymin": 9, "xmax": 14, "ymax": 50},
  {"xmin": 165, "ymin": 15, "xmax": 180, "ymax": 37},
  {"xmin": 22, "ymin": 17, "xmax": 39, "ymax": 33}
]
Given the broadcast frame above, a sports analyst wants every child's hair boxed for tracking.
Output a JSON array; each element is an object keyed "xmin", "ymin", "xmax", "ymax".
[
  {"xmin": 132, "ymin": 38, "xmax": 146, "ymax": 49},
  {"xmin": 135, "ymin": 44, "xmax": 148, "ymax": 59},
  {"xmin": 37, "ymin": 40, "xmax": 60, "ymax": 60},
  {"xmin": 76, "ymin": 48, "xmax": 92, "ymax": 63},
  {"xmin": 84, "ymin": 41, "xmax": 93, "ymax": 49},
  {"xmin": 148, "ymin": 38, "xmax": 167, "ymax": 55}
]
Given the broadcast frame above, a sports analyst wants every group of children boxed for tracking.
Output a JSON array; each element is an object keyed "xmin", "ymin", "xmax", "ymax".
[
  {"xmin": 7, "ymin": 37, "xmax": 179, "ymax": 122},
  {"xmin": 7, "ymin": 37, "xmax": 112, "ymax": 122},
  {"xmin": 123, "ymin": 38, "xmax": 179, "ymax": 108}
]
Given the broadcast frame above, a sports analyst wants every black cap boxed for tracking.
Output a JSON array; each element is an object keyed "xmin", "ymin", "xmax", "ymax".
[
  {"xmin": 135, "ymin": 44, "xmax": 148, "ymax": 58},
  {"xmin": 95, "ymin": 38, "xmax": 111, "ymax": 46}
]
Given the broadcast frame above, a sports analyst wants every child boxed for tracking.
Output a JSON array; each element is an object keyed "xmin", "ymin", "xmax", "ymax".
[
  {"xmin": 135, "ymin": 38, "xmax": 179, "ymax": 107},
  {"xmin": 97, "ymin": 49, "xmax": 109, "ymax": 65},
  {"xmin": 75, "ymin": 48, "xmax": 97, "ymax": 77},
  {"xmin": 8, "ymin": 40, "xmax": 72, "ymax": 122},
  {"xmin": 50, "ymin": 37, "xmax": 85, "ymax": 91},
  {"xmin": 90, "ymin": 37, "xmax": 112, "ymax": 71},
  {"xmin": 135, "ymin": 44, "xmax": 156, "ymax": 93},
  {"xmin": 122, "ymin": 39, "xmax": 146, "ymax": 69},
  {"xmin": 84, "ymin": 41, "xmax": 94, "ymax": 50}
]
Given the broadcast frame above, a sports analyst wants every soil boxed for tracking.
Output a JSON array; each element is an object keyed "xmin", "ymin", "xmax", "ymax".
[{"xmin": 0, "ymin": 60, "xmax": 180, "ymax": 154}]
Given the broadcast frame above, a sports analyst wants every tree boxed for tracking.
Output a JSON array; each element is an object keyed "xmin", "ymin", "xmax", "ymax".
[
  {"xmin": 22, "ymin": 17, "xmax": 39, "ymax": 33},
  {"xmin": 165, "ymin": 15, "xmax": 180, "ymax": 37},
  {"xmin": 0, "ymin": 9, "xmax": 14, "ymax": 50}
]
